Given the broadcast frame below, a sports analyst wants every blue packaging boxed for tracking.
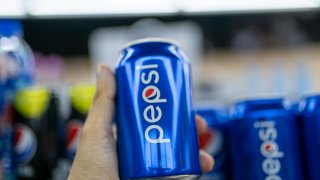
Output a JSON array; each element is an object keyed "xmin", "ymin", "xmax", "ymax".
[
  {"xmin": 0, "ymin": 20, "xmax": 34, "ymax": 180},
  {"xmin": 0, "ymin": 20, "xmax": 34, "ymax": 102},
  {"xmin": 230, "ymin": 98, "xmax": 303, "ymax": 180},
  {"xmin": 196, "ymin": 108, "xmax": 232, "ymax": 180},
  {"xmin": 115, "ymin": 39, "xmax": 201, "ymax": 179},
  {"xmin": 299, "ymin": 95, "xmax": 320, "ymax": 180}
]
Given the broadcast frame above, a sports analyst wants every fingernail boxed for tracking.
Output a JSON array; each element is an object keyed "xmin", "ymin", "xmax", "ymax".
[
  {"xmin": 200, "ymin": 150, "xmax": 214, "ymax": 172},
  {"xmin": 196, "ymin": 115, "xmax": 208, "ymax": 130},
  {"xmin": 97, "ymin": 65, "xmax": 107, "ymax": 77}
]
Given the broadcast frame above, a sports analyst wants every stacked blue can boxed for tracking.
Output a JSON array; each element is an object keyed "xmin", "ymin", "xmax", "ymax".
[
  {"xmin": 229, "ymin": 98, "xmax": 303, "ymax": 180},
  {"xmin": 299, "ymin": 95, "xmax": 320, "ymax": 180},
  {"xmin": 114, "ymin": 38, "xmax": 314, "ymax": 180},
  {"xmin": 0, "ymin": 20, "xmax": 34, "ymax": 180}
]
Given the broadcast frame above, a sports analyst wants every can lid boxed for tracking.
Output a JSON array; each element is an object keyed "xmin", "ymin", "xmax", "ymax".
[
  {"xmin": 299, "ymin": 93, "xmax": 320, "ymax": 113},
  {"xmin": 69, "ymin": 84, "xmax": 96, "ymax": 115},
  {"xmin": 116, "ymin": 38, "xmax": 185, "ymax": 68},
  {"xmin": 122, "ymin": 38, "xmax": 182, "ymax": 50},
  {"xmin": 230, "ymin": 92, "xmax": 292, "ymax": 115},
  {"xmin": 14, "ymin": 86, "xmax": 50, "ymax": 119}
]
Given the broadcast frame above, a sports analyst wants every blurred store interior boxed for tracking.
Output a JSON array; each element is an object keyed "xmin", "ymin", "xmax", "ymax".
[
  {"xmin": 2, "ymin": 1, "xmax": 320, "ymax": 180},
  {"xmin": 2, "ymin": 1, "xmax": 320, "ymax": 108}
]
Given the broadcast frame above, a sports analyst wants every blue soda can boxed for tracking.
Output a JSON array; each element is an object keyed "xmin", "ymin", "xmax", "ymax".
[
  {"xmin": 196, "ymin": 108, "xmax": 232, "ymax": 180},
  {"xmin": 230, "ymin": 98, "xmax": 303, "ymax": 180},
  {"xmin": 299, "ymin": 95, "xmax": 320, "ymax": 180},
  {"xmin": 115, "ymin": 39, "xmax": 201, "ymax": 179}
]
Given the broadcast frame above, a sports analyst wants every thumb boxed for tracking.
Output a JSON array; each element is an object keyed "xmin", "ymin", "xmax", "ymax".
[
  {"xmin": 82, "ymin": 65, "xmax": 116, "ymax": 138},
  {"xmin": 69, "ymin": 65, "xmax": 119, "ymax": 180},
  {"xmin": 96, "ymin": 65, "xmax": 116, "ymax": 100}
]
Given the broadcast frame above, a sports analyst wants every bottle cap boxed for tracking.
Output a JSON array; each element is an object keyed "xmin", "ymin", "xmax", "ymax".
[
  {"xmin": 15, "ymin": 86, "xmax": 50, "ymax": 119},
  {"xmin": 69, "ymin": 84, "xmax": 96, "ymax": 115},
  {"xmin": 0, "ymin": 20, "xmax": 23, "ymax": 37}
]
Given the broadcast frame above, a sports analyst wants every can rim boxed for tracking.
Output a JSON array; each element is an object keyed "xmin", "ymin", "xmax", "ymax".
[
  {"xmin": 122, "ymin": 38, "xmax": 182, "ymax": 50},
  {"xmin": 115, "ymin": 38, "xmax": 184, "ymax": 68},
  {"xmin": 301, "ymin": 89, "xmax": 320, "ymax": 98}
]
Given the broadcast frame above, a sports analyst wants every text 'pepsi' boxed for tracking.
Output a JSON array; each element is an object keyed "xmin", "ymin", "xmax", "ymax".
[
  {"xmin": 140, "ymin": 64, "xmax": 170, "ymax": 144},
  {"xmin": 229, "ymin": 98, "xmax": 303, "ymax": 180},
  {"xmin": 254, "ymin": 121, "xmax": 284, "ymax": 180},
  {"xmin": 115, "ymin": 39, "xmax": 201, "ymax": 179}
]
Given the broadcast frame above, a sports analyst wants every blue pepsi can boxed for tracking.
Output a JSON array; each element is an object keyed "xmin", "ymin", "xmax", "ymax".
[
  {"xmin": 115, "ymin": 39, "xmax": 201, "ymax": 179},
  {"xmin": 299, "ymin": 95, "xmax": 320, "ymax": 180},
  {"xmin": 230, "ymin": 98, "xmax": 303, "ymax": 180},
  {"xmin": 196, "ymin": 108, "xmax": 232, "ymax": 180}
]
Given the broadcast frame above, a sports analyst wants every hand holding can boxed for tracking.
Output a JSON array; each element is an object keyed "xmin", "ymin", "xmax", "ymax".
[{"xmin": 68, "ymin": 40, "xmax": 214, "ymax": 180}]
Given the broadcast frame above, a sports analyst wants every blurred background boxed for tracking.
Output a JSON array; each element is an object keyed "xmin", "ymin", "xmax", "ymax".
[
  {"xmin": 1, "ymin": 0, "xmax": 320, "ymax": 179},
  {"xmin": 2, "ymin": 0, "xmax": 320, "ymax": 104}
]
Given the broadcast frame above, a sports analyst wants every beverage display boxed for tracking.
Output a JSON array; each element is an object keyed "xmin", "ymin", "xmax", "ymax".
[
  {"xmin": 0, "ymin": 105, "xmax": 15, "ymax": 180},
  {"xmin": 196, "ymin": 108, "xmax": 232, "ymax": 180},
  {"xmin": 115, "ymin": 39, "xmax": 201, "ymax": 179},
  {"xmin": 0, "ymin": 96, "xmax": 3, "ymax": 180},
  {"xmin": 0, "ymin": 20, "xmax": 34, "ymax": 180},
  {"xmin": 299, "ymin": 95, "xmax": 320, "ymax": 180},
  {"xmin": 0, "ymin": 20, "xmax": 34, "ymax": 101},
  {"xmin": 65, "ymin": 84, "xmax": 95, "ymax": 160},
  {"xmin": 230, "ymin": 98, "xmax": 303, "ymax": 180},
  {"xmin": 13, "ymin": 86, "xmax": 52, "ymax": 180},
  {"xmin": 45, "ymin": 92, "xmax": 62, "ymax": 179}
]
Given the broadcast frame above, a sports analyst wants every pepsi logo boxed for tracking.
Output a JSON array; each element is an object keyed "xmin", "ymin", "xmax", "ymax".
[
  {"xmin": 260, "ymin": 141, "xmax": 283, "ymax": 158},
  {"xmin": 142, "ymin": 85, "xmax": 166, "ymax": 104},
  {"xmin": 199, "ymin": 128, "xmax": 225, "ymax": 169},
  {"xmin": 139, "ymin": 64, "xmax": 169, "ymax": 144},
  {"xmin": 14, "ymin": 123, "xmax": 37, "ymax": 165},
  {"xmin": 66, "ymin": 120, "xmax": 83, "ymax": 160},
  {"xmin": 264, "ymin": 143, "xmax": 274, "ymax": 153},
  {"xmin": 254, "ymin": 121, "xmax": 284, "ymax": 180},
  {"xmin": 199, "ymin": 128, "xmax": 223, "ymax": 156},
  {"xmin": 145, "ymin": 87, "xmax": 156, "ymax": 99}
]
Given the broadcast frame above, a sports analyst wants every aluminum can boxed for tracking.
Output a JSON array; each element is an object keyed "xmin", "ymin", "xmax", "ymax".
[
  {"xmin": 299, "ymin": 95, "xmax": 320, "ymax": 180},
  {"xmin": 13, "ymin": 86, "xmax": 50, "ymax": 179},
  {"xmin": 230, "ymin": 98, "xmax": 303, "ymax": 180},
  {"xmin": 115, "ymin": 39, "xmax": 201, "ymax": 179}
]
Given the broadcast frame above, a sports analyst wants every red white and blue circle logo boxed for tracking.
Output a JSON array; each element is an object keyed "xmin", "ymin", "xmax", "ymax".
[
  {"xmin": 14, "ymin": 123, "xmax": 37, "ymax": 165},
  {"xmin": 199, "ymin": 128, "xmax": 226, "ymax": 170},
  {"xmin": 145, "ymin": 87, "xmax": 156, "ymax": 99},
  {"xmin": 261, "ymin": 142, "xmax": 278, "ymax": 156},
  {"xmin": 66, "ymin": 120, "xmax": 83, "ymax": 160},
  {"xmin": 199, "ymin": 128, "xmax": 223, "ymax": 155}
]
